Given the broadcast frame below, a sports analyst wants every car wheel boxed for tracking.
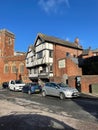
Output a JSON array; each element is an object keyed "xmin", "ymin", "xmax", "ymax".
[
  {"xmin": 14, "ymin": 88, "xmax": 16, "ymax": 91},
  {"xmin": 42, "ymin": 91, "xmax": 46, "ymax": 97},
  {"xmin": 28, "ymin": 90, "xmax": 31, "ymax": 95},
  {"xmin": 60, "ymin": 93, "xmax": 65, "ymax": 100}
]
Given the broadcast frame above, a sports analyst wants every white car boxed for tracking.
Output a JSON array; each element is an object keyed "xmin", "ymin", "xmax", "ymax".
[
  {"xmin": 9, "ymin": 80, "xmax": 25, "ymax": 91},
  {"xmin": 42, "ymin": 82, "xmax": 80, "ymax": 100}
]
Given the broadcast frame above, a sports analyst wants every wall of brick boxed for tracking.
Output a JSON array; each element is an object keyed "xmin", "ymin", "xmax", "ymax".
[
  {"xmin": 0, "ymin": 30, "xmax": 14, "ymax": 56},
  {"xmin": 53, "ymin": 44, "xmax": 82, "ymax": 77},
  {"xmin": 81, "ymin": 75, "xmax": 98, "ymax": 93},
  {"xmin": 66, "ymin": 58, "xmax": 82, "ymax": 76},
  {"xmin": 0, "ymin": 55, "xmax": 29, "ymax": 84},
  {"xmin": 68, "ymin": 75, "xmax": 98, "ymax": 93},
  {"xmin": 68, "ymin": 76, "xmax": 76, "ymax": 88}
]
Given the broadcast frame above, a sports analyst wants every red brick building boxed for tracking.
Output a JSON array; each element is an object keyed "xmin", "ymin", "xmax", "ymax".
[
  {"xmin": 26, "ymin": 33, "xmax": 83, "ymax": 84},
  {"xmin": 0, "ymin": 29, "xmax": 29, "ymax": 85},
  {"xmin": 53, "ymin": 41, "xmax": 82, "ymax": 81}
]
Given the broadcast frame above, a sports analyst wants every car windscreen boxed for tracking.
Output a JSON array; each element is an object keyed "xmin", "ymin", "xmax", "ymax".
[
  {"xmin": 58, "ymin": 83, "xmax": 68, "ymax": 88},
  {"xmin": 15, "ymin": 80, "xmax": 23, "ymax": 84}
]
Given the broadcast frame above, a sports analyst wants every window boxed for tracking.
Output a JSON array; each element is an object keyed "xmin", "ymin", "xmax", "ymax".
[
  {"xmin": 9, "ymin": 38, "xmax": 12, "ymax": 44},
  {"xmin": 26, "ymin": 58, "xmax": 29, "ymax": 64},
  {"xmin": 66, "ymin": 52, "xmax": 70, "ymax": 57},
  {"xmin": 12, "ymin": 65, "xmax": 16, "ymax": 73},
  {"xmin": 4, "ymin": 64, "xmax": 9, "ymax": 73},
  {"xmin": 31, "ymin": 56, "xmax": 33, "ymax": 62},
  {"xmin": 37, "ymin": 51, "xmax": 43, "ymax": 59},
  {"xmin": 43, "ymin": 66, "xmax": 46, "ymax": 73},
  {"xmin": 34, "ymin": 68, "xmax": 37, "ymax": 74},
  {"xmin": 50, "ymin": 65, "xmax": 53, "ymax": 71},
  {"xmin": 20, "ymin": 64, "xmax": 24, "ymax": 73},
  {"xmin": 49, "ymin": 50, "xmax": 53, "ymax": 58}
]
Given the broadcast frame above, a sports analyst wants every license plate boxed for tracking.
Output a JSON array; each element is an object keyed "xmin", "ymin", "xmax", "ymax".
[{"xmin": 35, "ymin": 89, "xmax": 40, "ymax": 92}]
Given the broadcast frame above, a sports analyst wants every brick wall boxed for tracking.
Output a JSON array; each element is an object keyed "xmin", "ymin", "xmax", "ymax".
[
  {"xmin": 68, "ymin": 75, "xmax": 98, "ymax": 93},
  {"xmin": 66, "ymin": 58, "xmax": 82, "ymax": 76},
  {"xmin": 53, "ymin": 44, "xmax": 82, "ymax": 77},
  {"xmin": 81, "ymin": 75, "xmax": 98, "ymax": 93},
  {"xmin": 0, "ymin": 30, "xmax": 14, "ymax": 56},
  {"xmin": 50, "ymin": 43, "xmax": 83, "ymax": 83},
  {"xmin": 0, "ymin": 55, "xmax": 29, "ymax": 84}
]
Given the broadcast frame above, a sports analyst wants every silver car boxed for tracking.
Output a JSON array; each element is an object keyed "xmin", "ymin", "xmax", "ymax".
[{"xmin": 42, "ymin": 82, "xmax": 80, "ymax": 100}]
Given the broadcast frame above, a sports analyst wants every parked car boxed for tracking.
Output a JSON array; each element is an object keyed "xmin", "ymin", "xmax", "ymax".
[
  {"xmin": 22, "ymin": 83, "xmax": 42, "ymax": 94},
  {"xmin": 2, "ymin": 82, "xmax": 9, "ymax": 89},
  {"xmin": 9, "ymin": 80, "xmax": 25, "ymax": 91},
  {"xmin": 42, "ymin": 82, "xmax": 80, "ymax": 100}
]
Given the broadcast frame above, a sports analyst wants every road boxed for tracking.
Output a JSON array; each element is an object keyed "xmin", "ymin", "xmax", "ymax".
[{"xmin": 0, "ymin": 88, "xmax": 98, "ymax": 130}]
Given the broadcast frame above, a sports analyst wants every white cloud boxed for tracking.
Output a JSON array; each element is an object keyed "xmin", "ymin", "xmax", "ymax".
[{"xmin": 38, "ymin": 0, "xmax": 70, "ymax": 14}]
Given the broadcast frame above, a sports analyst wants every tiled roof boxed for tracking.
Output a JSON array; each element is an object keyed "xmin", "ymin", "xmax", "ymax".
[
  {"xmin": 92, "ymin": 49, "xmax": 98, "ymax": 53},
  {"xmin": 37, "ymin": 33, "xmax": 82, "ymax": 50},
  {"xmin": 29, "ymin": 45, "xmax": 35, "ymax": 51}
]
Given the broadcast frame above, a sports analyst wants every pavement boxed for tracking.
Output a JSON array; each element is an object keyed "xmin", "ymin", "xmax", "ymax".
[{"xmin": 81, "ymin": 92, "xmax": 98, "ymax": 99}]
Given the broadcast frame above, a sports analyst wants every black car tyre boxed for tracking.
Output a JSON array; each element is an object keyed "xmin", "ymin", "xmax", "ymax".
[
  {"xmin": 14, "ymin": 88, "xmax": 16, "ymax": 91},
  {"xmin": 42, "ymin": 91, "xmax": 46, "ymax": 97},
  {"xmin": 28, "ymin": 90, "xmax": 31, "ymax": 95},
  {"xmin": 60, "ymin": 93, "xmax": 65, "ymax": 100}
]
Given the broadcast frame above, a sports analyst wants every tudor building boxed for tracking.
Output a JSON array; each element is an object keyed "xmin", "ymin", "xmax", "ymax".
[{"xmin": 26, "ymin": 33, "xmax": 83, "ymax": 83}]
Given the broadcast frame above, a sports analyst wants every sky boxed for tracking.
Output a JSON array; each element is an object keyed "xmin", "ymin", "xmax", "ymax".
[{"xmin": 0, "ymin": 0, "xmax": 98, "ymax": 52}]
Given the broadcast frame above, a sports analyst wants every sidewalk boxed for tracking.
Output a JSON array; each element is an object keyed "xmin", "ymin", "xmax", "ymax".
[{"xmin": 81, "ymin": 92, "xmax": 98, "ymax": 99}]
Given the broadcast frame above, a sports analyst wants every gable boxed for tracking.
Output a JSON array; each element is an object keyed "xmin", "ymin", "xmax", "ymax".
[
  {"xmin": 36, "ymin": 38, "xmax": 42, "ymax": 46},
  {"xmin": 34, "ymin": 33, "xmax": 83, "ymax": 50}
]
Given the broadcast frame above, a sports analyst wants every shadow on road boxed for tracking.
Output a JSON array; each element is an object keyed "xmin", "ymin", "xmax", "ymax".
[
  {"xmin": 71, "ymin": 94, "xmax": 98, "ymax": 121},
  {"xmin": 0, "ymin": 114, "xmax": 75, "ymax": 130}
]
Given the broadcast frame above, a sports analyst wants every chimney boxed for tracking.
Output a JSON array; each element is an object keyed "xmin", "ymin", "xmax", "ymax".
[{"xmin": 74, "ymin": 37, "xmax": 79, "ymax": 45}]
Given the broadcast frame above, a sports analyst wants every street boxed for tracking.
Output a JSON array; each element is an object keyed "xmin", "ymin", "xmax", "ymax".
[{"xmin": 0, "ymin": 88, "xmax": 98, "ymax": 130}]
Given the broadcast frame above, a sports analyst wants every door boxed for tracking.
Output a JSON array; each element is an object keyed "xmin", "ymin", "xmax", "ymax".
[{"xmin": 49, "ymin": 83, "xmax": 59, "ymax": 96}]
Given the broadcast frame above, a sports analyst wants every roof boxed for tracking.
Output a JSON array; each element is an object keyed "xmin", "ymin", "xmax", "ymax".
[
  {"xmin": 29, "ymin": 45, "xmax": 35, "ymax": 51},
  {"xmin": 35, "ymin": 33, "xmax": 83, "ymax": 50},
  {"xmin": 0, "ymin": 29, "xmax": 15, "ymax": 37},
  {"xmin": 92, "ymin": 49, "xmax": 98, "ymax": 53}
]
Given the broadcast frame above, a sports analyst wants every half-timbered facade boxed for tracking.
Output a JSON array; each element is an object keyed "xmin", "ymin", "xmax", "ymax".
[{"xmin": 26, "ymin": 33, "xmax": 83, "ymax": 83}]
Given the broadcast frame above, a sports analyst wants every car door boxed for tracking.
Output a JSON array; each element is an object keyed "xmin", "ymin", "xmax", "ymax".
[
  {"xmin": 10, "ymin": 81, "xmax": 15, "ymax": 90},
  {"xmin": 25, "ymin": 85, "xmax": 29, "ymax": 92},
  {"xmin": 50, "ymin": 83, "xmax": 60, "ymax": 96},
  {"xmin": 45, "ymin": 83, "xmax": 52, "ymax": 95}
]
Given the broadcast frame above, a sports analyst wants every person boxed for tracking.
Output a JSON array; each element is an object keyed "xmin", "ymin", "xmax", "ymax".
[{"xmin": 38, "ymin": 78, "xmax": 45, "ymax": 87}]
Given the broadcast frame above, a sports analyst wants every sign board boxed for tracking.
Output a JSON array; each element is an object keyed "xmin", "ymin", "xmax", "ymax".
[{"xmin": 58, "ymin": 59, "xmax": 65, "ymax": 68}]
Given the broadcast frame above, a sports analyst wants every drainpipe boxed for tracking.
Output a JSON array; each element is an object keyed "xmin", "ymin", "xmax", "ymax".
[{"xmin": 54, "ymin": 43, "xmax": 56, "ymax": 77}]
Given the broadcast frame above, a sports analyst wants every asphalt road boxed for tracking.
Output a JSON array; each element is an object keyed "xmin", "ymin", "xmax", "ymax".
[{"xmin": 0, "ymin": 88, "xmax": 98, "ymax": 125}]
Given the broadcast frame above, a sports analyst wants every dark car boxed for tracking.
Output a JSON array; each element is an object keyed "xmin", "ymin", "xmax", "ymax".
[
  {"xmin": 22, "ymin": 83, "xmax": 42, "ymax": 94},
  {"xmin": 2, "ymin": 82, "xmax": 9, "ymax": 89}
]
